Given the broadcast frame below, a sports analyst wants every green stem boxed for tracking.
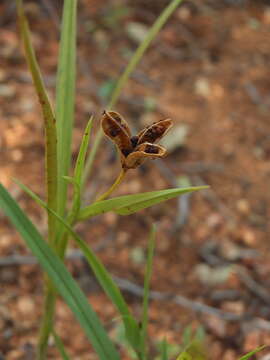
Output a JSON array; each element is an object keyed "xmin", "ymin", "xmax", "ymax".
[
  {"xmin": 37, "ymin": 279, "xmax": 57, "ymax": 360},
  {"xmin": 95, "ymin": 169, "xmax": 126, "ymax": 202}
]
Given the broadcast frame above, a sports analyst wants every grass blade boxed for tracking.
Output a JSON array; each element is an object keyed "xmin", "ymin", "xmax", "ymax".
[
  {"xmin": 74, "ymin": 116, "xmax": 93, "ymax": 187},
  {"xmin": 65, "ymin": 116, "xmax": 93, "ymax": 223},
  {"xmin": 52, "ymin": 330, "xmax": 71, "ymax": 360},
  {"xmin": 161, "ymin": 338, "xmax": 169, "ymax": 360},
  {"xmin": 108, "ymin": 0, "xmax": 183, "ymax": 109},
  {"xmin": 56, "ymin": 0, "xmax": 77, "ymax": 219},
  {"xmin": 0, "ymin": 183, "xmax": 120, "ymax": 360},
  {"xmin": 238, "ymin": 345, "xmax": 267, "ymax": 360},
  {"xmin": 78, "ymin": 186, "xmax": 208, "ymax": 220},
  {"xmin": 176, "ymin": 340, "xmax": 207, "ymax": 360},
  {"xmin": 140, "ymin": 225, "xmax": 156, "ymax": 360},
  {"xmin": 83, "ymin": 0, "xmax": 184, "ymax": 183},
  {"xmin": 16, "ymin": 0, "xmax": 58, "ymax": 242},
  {"xmin": 14, "ymin": 179, "xmax": 141, "ymax": 354}
]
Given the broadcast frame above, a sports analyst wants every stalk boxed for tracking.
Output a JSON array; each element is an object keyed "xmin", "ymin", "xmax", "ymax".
[{"xmin": 95, "ymin": 169, "xmax": 127, "ymax": 202}]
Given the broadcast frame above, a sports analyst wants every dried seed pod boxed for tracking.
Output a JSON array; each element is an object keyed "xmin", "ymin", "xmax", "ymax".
[
  {"xmin": 101, "ymin": 111, "xmax": 133, "ymax": 156},
  {"xmin": 137, "ymin": 119, "xmax": 172, "ymax": 145},
  {"xmin": 124, "ymin": 143, "xmax": 167, "ymax": 169},
  {"xmin": 101, "ymin": 110, "xmax": 173, "ymax": 170}
]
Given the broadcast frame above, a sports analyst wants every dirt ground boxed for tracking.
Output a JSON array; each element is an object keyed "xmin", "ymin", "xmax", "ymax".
[{"xmin": 1, "ymin": 0, "xmax": 270, "ymax": 359}]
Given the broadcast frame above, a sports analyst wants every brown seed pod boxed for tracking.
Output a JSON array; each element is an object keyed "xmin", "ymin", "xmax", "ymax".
[{"xmin": 101, "ymin": 110, "xmax": 173, "ymax": 170}]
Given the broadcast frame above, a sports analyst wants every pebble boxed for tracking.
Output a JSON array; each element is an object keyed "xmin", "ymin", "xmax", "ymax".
[
  {"xmin": 236, "ymin": 198, "xmax": 250, "ymax": 215},
  {"xmin": 222, "ymin": 301, "xmax": 245, "ymax": 316},
  {"xmin": 17, "ymin": 296, "xmax": 35, "ymax": 316}
]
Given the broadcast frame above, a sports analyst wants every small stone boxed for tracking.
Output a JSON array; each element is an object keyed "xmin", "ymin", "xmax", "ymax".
[
  {"xmin": 177, "ymin": 6, "xmax": 192, "ymax": 21},
  {"xmin": 205, "ymin": 315, "xmax": 226, "ymax": 337},
  {"xmin": 0, "ymin": 233, "xmax": 13, "ymax": 251},
  {"xmin": 222, "ymin": 301, "xmax": 245, "ymax": 316},
  {"xmin": 0, "ymin": 85, "xmax": 15, "ymax": 97},
  {"xmin": 17, "ymin": 296, "xmax": 35, "ymax": 316},
  {"xmin": 10, "ymin": 149, "xmax": 23, "ymax": 162},
  {"xmin": 206, "ymin": 213, "xmax": 223, "ymax": 229},
  {"xmin": 239, "ymin": 228, "xmax": 256, "ymax": 246},
  {"xmin": 126, "ymin": 22, "xmax": 149, "ymax": 44},
  {"xmin": 194, "ymin": 264, "xmax": 232, "ymax": 286},
  {"xmin": 236, "ymin": 199, "xmax": 250, "ymax": 215},
  {"xmin": 117, "ymin": 231, "xmax": 129, "ymax": 245},
  {"xmin": 194, "ymin": 78, "xmax": 210, "ymax": 98},
  {"xmin": 219, "ymin": 240, "xmax": 242, "ymax": 261}
]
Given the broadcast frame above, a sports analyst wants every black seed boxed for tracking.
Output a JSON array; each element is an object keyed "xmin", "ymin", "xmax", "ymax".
[
  {"xmin": 122, "ymin": 148, "xmax": 132, "ymax": 156},
  {"xmin": 130, "ymin": 135, "xmax": 139, "ymax": 148},
  {"xmin": 145, "ymin": 144, "xmax": 159, "ymax": 154},
  {"xmin": 109, "ymin": 127, "xmax": 121, "ymax": 137}
]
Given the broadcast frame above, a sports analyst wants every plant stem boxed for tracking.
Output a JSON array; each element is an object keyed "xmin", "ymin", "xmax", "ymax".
[
  {"xmin": 37, "ymin": 278, "xmax": 56, "ymax": 360},
  {"xmin": 95, "ymin": 169, "xmax": 127, "ymax": 202}
]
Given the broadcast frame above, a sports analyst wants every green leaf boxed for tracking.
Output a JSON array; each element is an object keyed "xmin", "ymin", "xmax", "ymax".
[
  {"xmin": 64, "ymin": 116, "xmax": 93, "ymax": 224},
  {"xmin": 182, "ymin": 325, "xmax": 192, "ymax": 347},
  {"xmin": 74, "ymin": 116, "xmax": 93, "ymax": 187},
  {"xmin": 78, "ymin": 186, "xmax": 208, "ymax": 220},
  {"xmin": 140, "ymin": 225, "xmax": 156, "ymax": 359},
  {"xmin": 14, "ymin": 179, "xmax": 141, "ymax": 355},
  {"xmin": 161, "ymin": 338, "xmax": 168, "ymax": 360},
  {"xmin": 107, "ymin": 0, "xmax": 184, "ymax": 109},
  {"xmin": 16, "ymin": 0, "xmax": 58, "ymax": 242},
  {"xmin": 176, "ymin": 340, "xmax": 207, "ymax": 360},
  {"xmin": 52, "ymin": 329, "xmax": 71, "ymax": 360},
  {"xmin": 56, "ymin": 0, "xmax": 77, "ymax": 219},
  {"xmin": 238, "ymin": 345, "xmax": 267, "ymax": 360},
  {"xmin": 0, "ymin": 183, "xmax": 120, "ymax": 360}
]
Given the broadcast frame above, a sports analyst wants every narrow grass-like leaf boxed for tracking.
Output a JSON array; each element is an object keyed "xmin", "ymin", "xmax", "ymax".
[
  {"xmin": 78, "ymin": 186, "xmax": 208, "ymax": 220},
  {"xmin": 161, "ymin": 338, "xmax": 169, "ymax": 360},
  {"xmin": 16, "ymin": 0, "xmax": 58, "ymax": 241},
  {"xmin": 74, "ymin": 117, "xmax": 93, "ymax": 186},
  {"xmin": 238, "ymin": 345, "xmax": 267, "ymax": 360},
  {"xmin": 52, "ymin": 330, "xmax": 71, "ymax": 360},
  {"xmin": 14, "ymin": 180, "xmax": 141, "ymax": 354},
  {"xmin": 56, "ymin": 0, "xmax": 77, "ymax": 219},
  {"xmin": 140, "ymin": 225, "xmax": 156, "ymax": 360},
  {"xmin": 0, "ymin": 184, "xmax": 120, "ymax": 360},
  {"xmin": 67, "ymin": 116, "xmax": 93, "ymax": 222},
  {"xmin": 83, "ymin": 0, "xmax": 184, "ymax": 183},
  {"xmin": 176, "ymin": 340, "xmax": 207, "ymax": 360},
  {"xmin": 108, "ymin": 0, "xmax": 183, "ymax": 109}
]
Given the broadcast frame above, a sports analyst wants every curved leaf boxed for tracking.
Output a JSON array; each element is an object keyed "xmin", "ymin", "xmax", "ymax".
[
  {"xmin": 16, "ymin": 0, "xmax": 58, "ymax": 242},
  {"xmin": 239, "ymin": 345, "xmax": 267, "ymax": 360},
  {"xmin": 14, "ymin": 179, "xmax": 141, "ymax": 354},
  {"xmin": 56, "ymin": 0, "xmax": 77, "ymax": 220},
  {"xmin": 176, "ymin": 340, "xmax": 207, "ymax": 360},
  {"xmin": 78, "ymin": 186, "xmax": 208, "ymax": 220},
  {"xmin": 0, "ymin": 183, "xmax": 120, "ymax": 360}
]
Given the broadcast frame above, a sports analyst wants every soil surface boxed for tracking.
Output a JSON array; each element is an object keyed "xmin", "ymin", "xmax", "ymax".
[{"xmin": 1, "ymin": 0, "xmax": 270, "ymax": 359}]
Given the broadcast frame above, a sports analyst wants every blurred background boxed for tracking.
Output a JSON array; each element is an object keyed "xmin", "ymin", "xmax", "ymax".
[{"xmin": 1, "ymin": 0, "xmax": 270, "ymax": 359}]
